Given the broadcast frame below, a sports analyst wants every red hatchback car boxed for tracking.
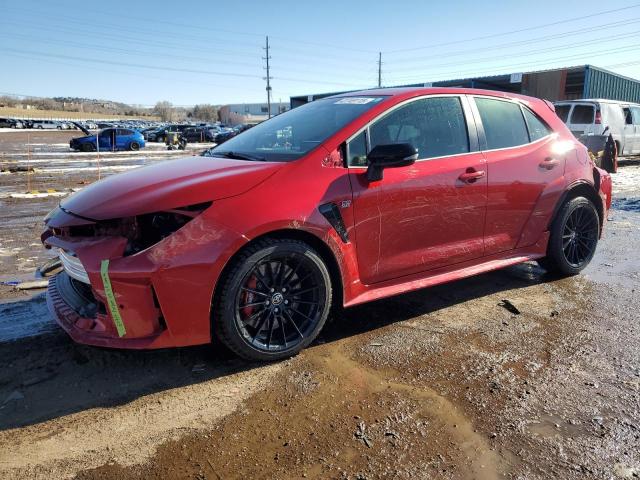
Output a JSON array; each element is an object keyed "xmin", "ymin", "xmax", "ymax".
[{"xmin": 42, "ymin": 88, "xmax": 612, "ymax": 361}]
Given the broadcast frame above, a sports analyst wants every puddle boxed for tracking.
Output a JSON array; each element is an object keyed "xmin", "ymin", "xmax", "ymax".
[
  {"xmin": 612, "ymin": 197, "xmax": 640, "ymax": 212},
  {"xmin": 526, "ymin": 414, "xmax": 586, "ymax": 439},
  {"xmin": 0, "ymin": 294, "xmax": 57, "ymax": 342}
]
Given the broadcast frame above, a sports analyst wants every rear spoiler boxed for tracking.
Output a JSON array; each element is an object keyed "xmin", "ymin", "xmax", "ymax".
[{"xmin": 543, "ymin": 100, "xmax": 555, "ymax": 112}]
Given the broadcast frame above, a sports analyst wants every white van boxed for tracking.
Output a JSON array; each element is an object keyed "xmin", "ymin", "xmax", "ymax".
[{"xmin": 553, "ymin": 99, "xmax": 640, "ymax": 156}]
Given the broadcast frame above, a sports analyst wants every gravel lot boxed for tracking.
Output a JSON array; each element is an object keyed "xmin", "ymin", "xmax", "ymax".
[{"xmin": 0, "ymin": 131, "xmax": 638, "ymax": 479}]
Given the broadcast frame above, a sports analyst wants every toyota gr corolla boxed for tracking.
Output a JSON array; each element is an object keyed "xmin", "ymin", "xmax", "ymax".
[{"xmin": 42, "ymin": 88, "xmax": 612, "ymax": 361}]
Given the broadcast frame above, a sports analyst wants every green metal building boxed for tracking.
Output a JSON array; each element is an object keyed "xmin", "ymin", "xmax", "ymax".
[{"xmin": 290, "ymin": 65, "xmax": 640, "ymax": 108}]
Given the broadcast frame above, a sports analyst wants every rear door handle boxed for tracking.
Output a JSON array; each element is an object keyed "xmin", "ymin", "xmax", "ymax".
[
  {"xmin": 539, "ymin": 157, "xmax": 559, "ymax": 170},
  {"xmin": 458, "ymin": 169, "xmax": 486, "ymax": 184}
]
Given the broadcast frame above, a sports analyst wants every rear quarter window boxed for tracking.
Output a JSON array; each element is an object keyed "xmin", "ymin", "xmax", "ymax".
[
  {"xmin": 522, "ymin": 107, "xmax": 552, "ymax": 142},
  {"xmin": 475, "ymin": 97, "xmax": 529, "ymax": 150}
]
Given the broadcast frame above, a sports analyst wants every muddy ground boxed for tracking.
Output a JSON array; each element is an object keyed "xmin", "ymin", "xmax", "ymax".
[{"xmin": 0, "ymin": 132, "xmax": 638, "ymax": 479}]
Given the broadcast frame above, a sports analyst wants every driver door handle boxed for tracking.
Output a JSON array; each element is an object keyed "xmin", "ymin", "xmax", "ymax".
[
  {"xmin": 458, "ymin": 169, "xmax": 486, "ymax": 184},
  {"xmin": 539, "ymin": 157, "xmax": 559, "ymax": 170}
]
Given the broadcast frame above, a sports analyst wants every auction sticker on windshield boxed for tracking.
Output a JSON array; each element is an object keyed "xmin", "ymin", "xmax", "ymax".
[{"xmin": 334, "ymin": 97, "xmax": 382, "ymax": 105}]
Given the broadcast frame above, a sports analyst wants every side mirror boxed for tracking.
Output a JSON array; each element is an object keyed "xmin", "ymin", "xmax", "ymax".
[{"xmin": 366, "ymin": 143, "xmax": 418, "ymax": 182}]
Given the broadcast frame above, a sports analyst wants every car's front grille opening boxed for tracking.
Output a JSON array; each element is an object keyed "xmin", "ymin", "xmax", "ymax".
[{"xmin": 57, "ymin": 271, "xmax": 100, "ymax": 319}]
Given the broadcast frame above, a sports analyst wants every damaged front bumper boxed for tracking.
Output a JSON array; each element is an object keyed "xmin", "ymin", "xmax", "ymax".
[
  {"xmin": 45, "ymin": 235, "xmax": 169, "ymax": 348},
  {"xmin": 42, "ymin": 207, "xmax": 246, "ymax": 349}
]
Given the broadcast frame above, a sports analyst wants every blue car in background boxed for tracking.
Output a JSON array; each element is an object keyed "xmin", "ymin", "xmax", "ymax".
[{"xmin": 70, "ymin": 126, "xmax": 145, "ymax": 152}]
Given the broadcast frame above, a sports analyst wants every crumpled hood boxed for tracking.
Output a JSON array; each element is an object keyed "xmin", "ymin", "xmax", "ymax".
[{"xmin": 61, "ymin": 156, "xmax": 283, "ymax": 220}]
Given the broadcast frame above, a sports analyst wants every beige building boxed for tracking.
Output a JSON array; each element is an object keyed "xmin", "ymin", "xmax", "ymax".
[{"xmin": 218, "ymin": 102, "xmax": 289, "ymax": 125}]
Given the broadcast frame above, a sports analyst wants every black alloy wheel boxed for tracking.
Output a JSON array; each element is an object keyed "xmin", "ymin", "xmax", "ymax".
[
  {"xmin": 215, "ymin": 239, "xmax": 332, "ymax": 361},
  {"xmin": 561, "ymin": 204, "xmax": 598, "ymax": 268},
  {"xmin": 538, "ymin": 196, "xmax": 599, "ymax": 276}
]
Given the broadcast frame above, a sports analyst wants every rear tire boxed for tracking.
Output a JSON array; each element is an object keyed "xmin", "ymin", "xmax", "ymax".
[
  {"xmin": 538, "ymin": 196, "xmax": 599, "ymax": 276},
  {"xmin": 214, "ymin": 239, "xmax": 332, "ymax": 361}
]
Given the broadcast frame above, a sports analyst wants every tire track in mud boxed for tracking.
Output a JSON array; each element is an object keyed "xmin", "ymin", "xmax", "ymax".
[{"xmin": 78, "ymin": 337, "xmax": 503, "ymax": 480}]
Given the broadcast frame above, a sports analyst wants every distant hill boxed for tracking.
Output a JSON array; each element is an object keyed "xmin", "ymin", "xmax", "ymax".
[{"xmin": 0, "ymin": 94, "xmax": 154, "ymax": 117}]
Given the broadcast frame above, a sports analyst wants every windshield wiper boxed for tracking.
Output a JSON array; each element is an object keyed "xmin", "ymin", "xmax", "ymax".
[{"xmin": 211, "ymin": 151, "xmax": 267, "ymax": 162}]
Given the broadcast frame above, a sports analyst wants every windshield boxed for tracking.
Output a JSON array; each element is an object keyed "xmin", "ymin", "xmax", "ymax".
[{"xmin": 207, "ymin": 96, "xmax": 386, "ymax": 161}]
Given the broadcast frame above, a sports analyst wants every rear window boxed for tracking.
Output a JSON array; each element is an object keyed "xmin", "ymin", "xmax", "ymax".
[
  {"xmin": 475, "ymin": 97, "xmax": 529, "ymax": 150},
  {"xmin": 570, "ymin": 105, "xmax": 595, "ymax": 124},
  {"xmin": 554, "ymin": 105, "xmax": 571, "ymax": 123}
]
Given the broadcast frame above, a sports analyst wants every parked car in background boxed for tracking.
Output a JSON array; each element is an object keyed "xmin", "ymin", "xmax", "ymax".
[
  {"xmin": 213, "ymin": 129, "xmax": 236, "ymax": 144},
  {"xmin": 141, "ymin": 127, "xmax": 159, "ymax": 139},
  {"xmin": 43, "ymin": 87, "xmax": 611, "ymax": 361},
  {"xmin": 0, "ymin": 118, "xmax": 23, "ymax": 128},
  {"xmin": 69, "ymin": 127, "xmax": 145, "ymax": 152},
  {"xmin": 554, "ymin": 99, "xmax": 640, "ymax": 156},
  {"xmin": 182, "ymin": 127, "xmax": 215, "ymax": 143},
  {"xmin": 232, "ymin": 124, "xmax": 251, "ymax": 133},
  {"xmin": 32, "ymin": 120, "xmax": 64, "ymax": 129},
  {"xmin": 147, "ymin": 124, "xmax": 191, "ymax": 142}
]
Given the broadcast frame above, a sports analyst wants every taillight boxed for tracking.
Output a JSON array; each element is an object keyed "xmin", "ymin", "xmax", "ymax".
[{"xmin": 595, "ymin": 111, "xmax": 602, "ymax": 124}]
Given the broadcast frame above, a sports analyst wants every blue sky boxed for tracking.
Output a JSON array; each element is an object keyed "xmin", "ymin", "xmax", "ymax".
[{"xmin": 1, "ymin": 0, "xmax": 639, "ymax": 106}]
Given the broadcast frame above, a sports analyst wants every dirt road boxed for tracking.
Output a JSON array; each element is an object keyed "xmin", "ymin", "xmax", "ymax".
[{"xmin": 0, "ymin": 138, "xmax": 639, "ymax": 479}]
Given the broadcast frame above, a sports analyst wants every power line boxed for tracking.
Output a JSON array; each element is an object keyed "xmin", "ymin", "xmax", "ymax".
[
  {"xmin": 0, "ymin": 19, "xmax": 376, "ymax": 69},
  {"xmin": 2, "ymin": 4, "xmax": 376, "ymax": 54},
  {"xmin": 384, "ymin": 3, "xmax": 640, "ymax": 53},
  {"xmin": 385, "ymin": 17, "xmax": 640, "ymax": 65},
  {"xmin": 2, "ymin": 48, "xmax": 370, "ymax": 88},
  {"xmin": 388, "ymin": 30, "xmax": 640, "ymax": 74},
  {"xmin": 386, "ymin": 43, "xmax": 640, "ymax": 84}
]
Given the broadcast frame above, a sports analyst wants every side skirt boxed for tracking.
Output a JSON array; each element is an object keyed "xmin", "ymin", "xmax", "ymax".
[{"xmin": 344, "ymin": 232, "xmax": 549, "ymax": 307}]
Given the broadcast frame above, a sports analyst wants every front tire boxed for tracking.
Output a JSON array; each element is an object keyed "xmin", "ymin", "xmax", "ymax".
[
  {"xmin": 214, "ymin": 239, "xmax": 332, "ymax": 361},
  {"xmin": 81, "ymin": 143, "xmax": 95, "ymax": 152},
  {"xmin": 129, "ymin": 141, "xmax": 140, "ymax": 151},
  {"xmin": 538, "ymin": 196, "xmax": 599, "ymax": 276}
]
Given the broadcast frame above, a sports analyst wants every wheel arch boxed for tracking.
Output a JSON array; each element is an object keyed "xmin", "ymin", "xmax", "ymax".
[
  {"xmin": 210, "ymin": 228, "xmax": 344, "ymax": 336},
  {"xmin": 549, "ymin": 180, "xmax": 604, "ymax": 234}
]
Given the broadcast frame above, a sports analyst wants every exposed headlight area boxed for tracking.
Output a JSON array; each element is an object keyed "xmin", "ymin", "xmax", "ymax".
[{"xmin": 49, "ymin": 201, "xmax": 212, "ymax": 256}]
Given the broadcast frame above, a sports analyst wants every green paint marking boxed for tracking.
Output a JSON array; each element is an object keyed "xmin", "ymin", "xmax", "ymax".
[{"xmin": 100, "ymin": 259, "xmax": 126, "ymax": 338}]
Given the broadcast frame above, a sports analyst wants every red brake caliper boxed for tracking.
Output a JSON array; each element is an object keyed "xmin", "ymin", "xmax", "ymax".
[{"xmin": 241, "ymin": 276, "xmax": 259, "ymax": 320}]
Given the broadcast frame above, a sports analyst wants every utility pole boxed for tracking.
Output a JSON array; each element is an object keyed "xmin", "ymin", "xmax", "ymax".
[
  {"xmin": 263, "ymin": 36, "xmax": 273, "ymax": 119},
  {"xmin": 377, "ymin": 51, "xmax": 382, "ymax": 88}
]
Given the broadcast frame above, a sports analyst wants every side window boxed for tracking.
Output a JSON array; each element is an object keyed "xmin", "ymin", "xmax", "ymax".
[
  {"xmin": 622, "ymin": 107, "xmax": 633, "ymax": 125},
  {"xmin": 347, "ymin": 131, "xmax": 367, "ymax": 167},
  {"xmin": 522, "ymin": 107, "xmax": 552, "ymax": 142},
  {"xmin": 554, "ymin": 105, "xmax": 571, "ymax": 123},
  {"xmin": 368, "ymin": 97, "xmax": 469, "ymax": 160},
  {"xmin": 570, "ymin": 105, "xmax": 595, "ymax": 124},
  {"xmin": 475, "ymin": 97, "xmax": 529, "ymax": 150},
  {"xmin": 631, "ymin": 107, "xmax": 640, "ymax": 125}
]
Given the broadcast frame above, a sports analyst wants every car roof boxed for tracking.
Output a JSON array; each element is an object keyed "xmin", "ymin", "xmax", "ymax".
[{"xmin": 331, "ymin": 86, "xmax": 544, "ymax": 105}]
